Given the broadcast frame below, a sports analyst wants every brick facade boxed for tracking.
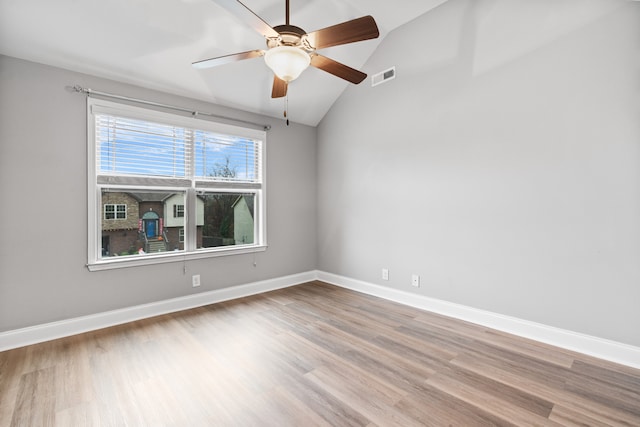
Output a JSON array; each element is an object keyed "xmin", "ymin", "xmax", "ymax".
[{"xmin": 101, "ymin": 192, "xmax": 139, "ymax": 231}]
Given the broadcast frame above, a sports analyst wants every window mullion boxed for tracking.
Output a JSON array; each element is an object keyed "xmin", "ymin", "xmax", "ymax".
[{"xmin": 186, "ymin": 129, "xmax": 197, "ymax": 252}]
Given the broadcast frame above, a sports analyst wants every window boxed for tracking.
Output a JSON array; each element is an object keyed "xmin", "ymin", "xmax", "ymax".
[
  {"xmin": 104, "ymin": 204, "xmax": 127, "ymax": 220},
  {"xmin": 87, "ymin": 98, "xmax": 266, "ymax": 270}
]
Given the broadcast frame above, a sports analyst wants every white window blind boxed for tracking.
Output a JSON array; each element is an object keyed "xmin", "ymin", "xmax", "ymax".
[
  {"xmin": 96, "ymin": 115, "xmax": 190, "ymax": 179},
  {"xmin": 95, "ymin": 115, "xmax": 262, "ymax": 184},
  {"xmin": 194, "ymin": 131, "xmax": 261, "ymax": 183}
]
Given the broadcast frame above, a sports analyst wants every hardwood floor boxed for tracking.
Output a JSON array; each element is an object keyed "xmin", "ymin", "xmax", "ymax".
[{"xmin": 1, "ymin": 281, "xmax": 639, "ymax": 426}]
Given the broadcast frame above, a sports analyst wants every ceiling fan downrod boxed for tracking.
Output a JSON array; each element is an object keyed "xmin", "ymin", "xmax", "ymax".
[{"xmin": 286, "ymin": 0, "xmax": 290, "ymax": 26}]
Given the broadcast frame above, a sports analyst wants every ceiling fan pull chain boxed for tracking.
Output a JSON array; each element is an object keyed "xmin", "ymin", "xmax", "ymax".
[{"xmin": 285, "ymin": 93, "xmax": 290, "ymax": 126}]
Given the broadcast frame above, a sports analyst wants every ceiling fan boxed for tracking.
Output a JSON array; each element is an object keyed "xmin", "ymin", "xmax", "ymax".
[{"xmin": 193, "ymin": 0, "xmax": 380, "ymax": 98}]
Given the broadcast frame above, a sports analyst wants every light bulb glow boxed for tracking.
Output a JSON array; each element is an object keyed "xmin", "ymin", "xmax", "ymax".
[{"xmin": 264, "ymin": 46, "xmax": 311, "ymax": 82}]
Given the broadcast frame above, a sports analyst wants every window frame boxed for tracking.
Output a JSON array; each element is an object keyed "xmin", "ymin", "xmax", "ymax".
[
  {"xmin": 115, "ymin": 204, "xmax": 127, "ymax": 219},
  {"xmin": 104, "ymin": 203, "xmax": 127, "ymax": 220},
  {"xmin": 87, "ymin": 98, "xmax": 267, "ymax": 271},
  {"xmin": 102, "ymin": 203, "xmax": 127, "ymax": 221},
  {"xmin": 104, "ymin": 204, "xmax": 115, "ymax": 220}
]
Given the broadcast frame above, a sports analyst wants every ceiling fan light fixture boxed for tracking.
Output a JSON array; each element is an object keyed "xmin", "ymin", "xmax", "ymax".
[{"xmin": 264, "ymin": 46, "xmax": 311, "ymax": 82}]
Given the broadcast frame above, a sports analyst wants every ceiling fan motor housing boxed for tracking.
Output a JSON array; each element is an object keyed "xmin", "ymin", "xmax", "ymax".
[{"xmin": 267, "ymin": 25, "xmax": 312, "ymax": 50}]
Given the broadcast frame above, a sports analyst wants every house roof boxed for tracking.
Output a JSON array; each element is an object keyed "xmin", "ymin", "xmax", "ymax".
[
  {"xmin": 233, "ymin": 195, "xmax": 255, "ymax": 219},
  {"xmin": 128, "ymin": 192, "xmax": 175, "ymax": 203}
]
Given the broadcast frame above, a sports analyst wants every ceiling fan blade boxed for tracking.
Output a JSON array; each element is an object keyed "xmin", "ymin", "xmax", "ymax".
[
  {"xmin": 192, "ymin": 50, "xmax": 264, "ymax": 69},
  {"xmin": 271, "ymin": 76, "xmax": 288, "ymax": 98},
  {"xmin": 310, "ymin": 54, "xmax": 367, "ymax": 84},
  {"xmin": 212, "ymin": 0, "xmax": 280, "ymax": 38},
  {"xmin": 304, "ymin": 15, "xmax": 379, "ymax": 50}
]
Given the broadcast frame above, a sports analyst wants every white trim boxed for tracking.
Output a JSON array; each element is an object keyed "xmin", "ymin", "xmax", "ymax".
[
  {"xmin": 3, "ymin": 269, "xmax": 639, "ymax": 369},
  {"xmin": 87, "ymin": 245, "xmax": 268, "ymax": 271},
  {"xmin": 316, "ymin": 271, "xmax": 640, "ymax": 369},
  {"xmin": 0, "ymin": 271, "xmax": 315, "ymax": 352}
]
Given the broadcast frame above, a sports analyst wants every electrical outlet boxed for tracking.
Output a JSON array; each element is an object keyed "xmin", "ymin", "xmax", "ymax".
[
  {"xmin": 192, "ymin": 274, "xmax": 201, "ymax": 287},
  {"xmin": 411, "ymin": 274, "xmax": 420, "ymax": 288},
  {"xmin": 382, "ymin": 268, "xmax": 389, "ymax": 281}
]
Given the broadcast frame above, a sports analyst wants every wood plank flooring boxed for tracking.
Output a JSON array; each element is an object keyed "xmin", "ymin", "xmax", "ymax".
[{"xmin": 1, "ymin": 281, "xmax": 639, "ymax": 426}]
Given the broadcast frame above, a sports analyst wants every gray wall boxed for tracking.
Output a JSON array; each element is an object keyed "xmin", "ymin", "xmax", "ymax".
[
  {"xmin": 317, "ymin": 0, "xmax": 640, "ymax": 347},
  {"xmin": 2, "ymin": 0, "xmax": 640, "ymax": 350},
  {"xmin": 0, "ymin": 55, "xmax": 317, "ymax": 332}
]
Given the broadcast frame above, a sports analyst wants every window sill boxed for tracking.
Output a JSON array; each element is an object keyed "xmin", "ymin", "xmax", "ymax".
[{"xmin": 87, "ymin": 245, "xmax": 267, "ymax": 271}]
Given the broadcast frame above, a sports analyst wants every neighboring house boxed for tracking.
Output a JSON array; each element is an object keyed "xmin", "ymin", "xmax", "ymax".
[
  {"xmin": 163, "ymin": 193, "xmax": 205, "ymax": 249},
  {"xmin": 101, "ymin": 192, "xmax": 204, "ymax": 256},
  {"xmin": 233, "ymin": 195, "xmax": 254, "ymax": 245},
  {"xmin": 101, "ymin": 192, "xmax": 141, "ymax": 256}
]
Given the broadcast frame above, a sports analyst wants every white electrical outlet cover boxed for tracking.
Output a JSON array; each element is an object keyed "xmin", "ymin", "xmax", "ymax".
[{"xmin": 411, "ymin": 275, "xmax": 420, "ymax": 287}]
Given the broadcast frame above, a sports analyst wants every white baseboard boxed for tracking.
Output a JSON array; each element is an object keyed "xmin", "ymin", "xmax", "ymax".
[
  {"xmin": 3, "ymin": 270, "xmax": 639, "ymax": 370},
  {"xmin": 0, "ymin": 271, "xmax": 316, "ymax": 352},
  {"xmin": 317, "ymin": 271, "xmax": 640, "ymax": 370}
]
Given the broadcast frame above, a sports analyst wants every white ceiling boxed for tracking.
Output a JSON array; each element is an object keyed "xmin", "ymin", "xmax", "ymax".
[{"xmin": 0, "ymin": 0, "xmax": 448, "ymax": 126}]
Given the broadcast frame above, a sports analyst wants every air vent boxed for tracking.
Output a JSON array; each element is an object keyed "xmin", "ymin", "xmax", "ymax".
[{"xmin": 371, "ymin": 66, "xmax": 396, "ymax": 87}]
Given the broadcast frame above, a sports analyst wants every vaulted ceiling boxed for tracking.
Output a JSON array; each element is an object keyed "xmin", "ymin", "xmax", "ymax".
[{"xmin": 0, "ymin": 0, "xmax": 448, "ymax": 126}]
